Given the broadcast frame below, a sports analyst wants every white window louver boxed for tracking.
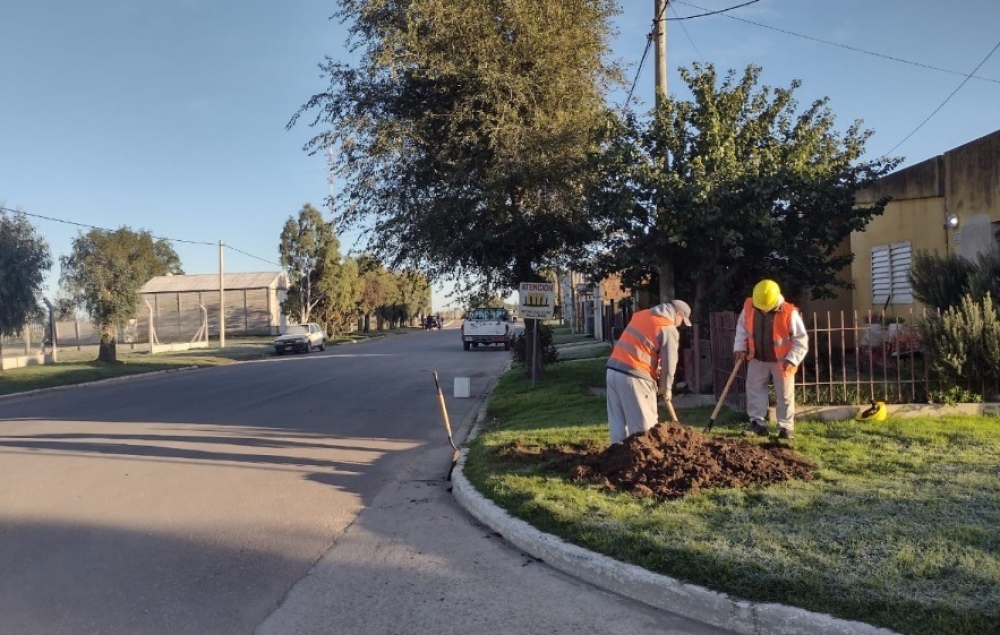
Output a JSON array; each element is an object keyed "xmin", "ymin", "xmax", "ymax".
[{"xmin": 871, "ymin": 242, "xmax": 913, "ymax": 305}]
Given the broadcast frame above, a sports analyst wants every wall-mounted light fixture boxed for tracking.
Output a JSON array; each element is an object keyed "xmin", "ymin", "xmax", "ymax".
[{"xmin": 945, "ymin": 214, "xmax": 959, "ymax": 229}]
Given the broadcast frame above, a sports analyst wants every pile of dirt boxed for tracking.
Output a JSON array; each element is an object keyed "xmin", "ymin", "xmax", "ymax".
[{"xmin": 569, "ymin": 422, "xmax": 816, "ymax": 500}]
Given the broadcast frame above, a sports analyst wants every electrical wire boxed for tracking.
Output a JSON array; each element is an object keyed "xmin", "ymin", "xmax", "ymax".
[
  {"xmin": 623, "ymin": 35, "xmax": 654, "ymax": 109},
  {"xmin": 670, "ymin": 2, "xmax": 706, "ymax": 62},
  {"xmin": 884, "ymin": 37, "xmax": 1000, "ymax": 156},
  {"xmin": 224, "ymin": 243, "xmax": 282, "ymax": 267},
  {"xmin": 0, "ymin": 206, "xmax": 215, "ymax": 246},
  {"xmin": 675, "ymin": 0, "xmax": 1000, "ymax": 85},
  {"xmin": 624, "ymin": 1, "xmax": 760, "ymax": 109},
  {"xmin": 667, "ymin": 0, "xmax": 760, "ymax": 21},
  {"xmin": 1, "ymin": 205, "xmax": 285, "ymax": 267}
]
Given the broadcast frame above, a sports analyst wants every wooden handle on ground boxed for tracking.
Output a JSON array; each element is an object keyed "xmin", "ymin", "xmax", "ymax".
[{"xmin": 705, "ymin": 357, "xmax": 744, "ymax": 431}]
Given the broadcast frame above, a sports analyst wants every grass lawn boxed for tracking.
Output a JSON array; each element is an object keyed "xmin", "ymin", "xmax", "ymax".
[
  {"xmin": 0, "ymin": 328, "xmax": 418, "ymax": 396},
  {"xmin": 464, "ymin": 356, "xmax": 1000, "ymax": 635}
]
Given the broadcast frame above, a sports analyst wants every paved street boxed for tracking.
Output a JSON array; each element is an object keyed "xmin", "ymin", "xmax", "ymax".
[{"xmin": 0, "ymin": 330, "xmax": 732, "ymax": 635}]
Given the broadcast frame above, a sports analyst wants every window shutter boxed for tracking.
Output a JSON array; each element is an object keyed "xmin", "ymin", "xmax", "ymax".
[
  {"xmin": 871, "ymin": 242, "xmax": 913, "ymax": 305},
  {"xmin": 889, "ymin": 242, "xmax": 913, "ymax": 304},
  {"xmin": 872, "ymin": 245, "xmax": 891, "ymax": 305}
]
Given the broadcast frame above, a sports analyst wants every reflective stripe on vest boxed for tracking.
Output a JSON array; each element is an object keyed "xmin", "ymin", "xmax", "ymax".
[
  {"xmin": 743, "ymin": 297, "xmax": 798, "ymax": 361},
  {"xmin": 608, "ymin": 309, "xmax": 676, "ymax": 383}
]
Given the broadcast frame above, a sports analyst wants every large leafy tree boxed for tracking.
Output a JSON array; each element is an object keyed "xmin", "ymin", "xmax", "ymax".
[
  {"xmin": 290, "ymin": 0, "xmax": 620, "ymax": 296},
  {"xmin": 0, "ymin": 208, "xmax": 52, "ymax": 370},
  {"xmin": 279, "ymin": 204, "xmax": 361, "ymax": 333},
  {"xmin": 355, "ymin": 255, "xmax": 393, "ymax": 333},
  {"xmin": 60, "ymin": 227, "xmax": 182, "ymax": 362},
  {"xmin": 395, "ymin": 269, "xmax": 432, "ymax": 326},
  {"xmin": 586, "ymin": 64, "xmax": 899, "ymax": 317},
  {"xmin": 279, "ymin": 204, "xmax": 334, "ymax": 322}
]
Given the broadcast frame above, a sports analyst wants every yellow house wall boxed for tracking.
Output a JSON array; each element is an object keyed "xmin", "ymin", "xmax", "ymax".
[
  {"xmin": 850, "ymin": 196, "xmax": 948, "ymax": 314},
  {"xmin": 850, "ymin": 129, "xmax": 1000, "ymax": 315}
]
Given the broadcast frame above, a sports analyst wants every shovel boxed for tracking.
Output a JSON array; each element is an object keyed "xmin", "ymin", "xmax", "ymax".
[
  {"xmin": 704, "ymin": 356, "xmax": 744, "ymax": 432},
  {"xmin": 432, "ymin": 371, "xmax": 461, "ymax": 480}
]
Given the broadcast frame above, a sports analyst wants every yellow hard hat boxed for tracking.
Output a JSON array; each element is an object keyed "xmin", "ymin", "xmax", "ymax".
[
  {"xmin": 752, "ymin": 279, "xmax": 781, "ymax": 311},
  {"xmin": 856, "ymin": 401, "xmax": 887, "ymax": 422}
]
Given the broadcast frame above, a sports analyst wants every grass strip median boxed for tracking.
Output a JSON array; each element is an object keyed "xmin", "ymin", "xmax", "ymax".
[{"xmin": 463, "ymin": 355, "xmax": 1000, "ymax": 635}]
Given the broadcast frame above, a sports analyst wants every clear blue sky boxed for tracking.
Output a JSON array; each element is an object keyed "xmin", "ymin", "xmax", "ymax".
[{"xmin": 2, "ymin": 1, "xmax": 998, "ymax": 311}]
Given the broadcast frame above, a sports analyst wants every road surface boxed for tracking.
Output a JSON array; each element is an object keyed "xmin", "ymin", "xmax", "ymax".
[{"xmin": 0, "ymin": 328, "xmax": 732, "ymax": 635}]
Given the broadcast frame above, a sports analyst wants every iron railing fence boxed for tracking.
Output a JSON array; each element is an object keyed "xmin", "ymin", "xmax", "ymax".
[{"xmin": 708, "ymin": 307, "xmax": 990, "ymax": 410}]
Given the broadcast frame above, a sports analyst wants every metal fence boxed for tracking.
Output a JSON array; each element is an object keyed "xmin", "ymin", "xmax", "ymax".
[
  {"xmin": 709, "ymin": 307, "xmax": 952, "ymax": 410},
  {"xmin": 1, "ymin": 318, "xmax": 151, "ymax": 363}
]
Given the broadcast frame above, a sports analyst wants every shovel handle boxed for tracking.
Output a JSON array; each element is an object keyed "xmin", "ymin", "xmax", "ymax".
[
  {"xmin": 433, "ymin": 371, "xmax": 459, "ymax": 450},
  {"xmin": 704, "ymin": 357, "xmax": 744, "ymax": 432},
  {"xmin": 665, "ymin": 399, "xmax": 679, "ymax": 423}
]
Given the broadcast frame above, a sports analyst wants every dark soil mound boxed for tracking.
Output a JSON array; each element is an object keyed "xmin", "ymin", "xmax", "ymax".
[{"xmin": 570, "ymin": 422, "xmax": 816, "ymax": 500}]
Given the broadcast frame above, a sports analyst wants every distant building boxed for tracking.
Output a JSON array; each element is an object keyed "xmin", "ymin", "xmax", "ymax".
[{"xmin": 139, "ymin": 272, "xmax": 289, "ymax": 341}]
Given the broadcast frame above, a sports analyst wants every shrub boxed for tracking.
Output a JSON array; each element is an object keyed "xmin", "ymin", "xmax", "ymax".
[
  {"xmin": 908, "ymin": 250, "xmax": 976, "ymax": 311},
  {"xmin": 512, "ymin": 322, "xmax": 559, "ymax": 366},
  {"xmin": 916, "ymin": 292, "xmax": 1000, "ymax": 397}
]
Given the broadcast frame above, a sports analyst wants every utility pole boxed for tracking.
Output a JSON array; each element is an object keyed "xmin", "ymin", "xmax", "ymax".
[
  {"xmin": 654, "ymin": 0, "xmax": 675, "ymax": 302},
  {"xmin": 219, "ymin": 240, "xmax": 226, "ymax": 349},
  {"xmin": 655, "ymin": 0, "xmax": 668, "ymax": 105}
]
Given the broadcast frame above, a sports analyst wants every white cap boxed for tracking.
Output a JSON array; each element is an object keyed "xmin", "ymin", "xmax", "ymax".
[{"xmin": 671, "ymin": 300, "xmax": 692, "ymax": 327}]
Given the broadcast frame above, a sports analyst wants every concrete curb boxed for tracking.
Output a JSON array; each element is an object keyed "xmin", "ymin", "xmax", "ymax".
[{"xmin": 452, "ymin": 370, "xmax": 903, "ymax": 635}]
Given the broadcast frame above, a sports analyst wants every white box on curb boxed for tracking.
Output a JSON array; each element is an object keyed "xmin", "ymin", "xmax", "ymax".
[{"xmin": 454, "ymin": 377, "xmax": 471, "ymax": 398}]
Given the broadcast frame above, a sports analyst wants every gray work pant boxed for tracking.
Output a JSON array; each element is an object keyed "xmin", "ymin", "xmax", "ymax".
[
  {"xmin": 606, "ymin": 369, "xmax": 659, "ymax": 444},
  {"xmin": 745, "ymin": 359, "xmax": 796, "ymax": 430}
]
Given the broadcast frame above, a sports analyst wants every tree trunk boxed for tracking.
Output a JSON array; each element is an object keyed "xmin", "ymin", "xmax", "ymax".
[
  {"xmin": 658, "ymin": 260, "xmax": 675, "ymax": 304},
  {"xmin": 98, "ymin": 330, "xmax": 117, "ymax": 363}
]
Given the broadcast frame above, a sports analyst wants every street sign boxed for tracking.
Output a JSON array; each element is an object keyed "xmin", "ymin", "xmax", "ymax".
[{"xmin": 518, "ymin": 281, "xmax": 554, "ymax": 319}]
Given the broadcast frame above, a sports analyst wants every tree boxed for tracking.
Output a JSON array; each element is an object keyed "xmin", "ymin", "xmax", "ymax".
[
  {"xmin": 279, "ymin": 204, "xmax": 334, "ymax": 323},
  {"xmin": 586, "ymin": 64, "xmax": 899, "ymax": 317},
  {"xmin": 395, "ymin": 269, "xmax": 432, "ymax": 326},
  {"xmin": 60, "ymin": 227, "xmax": 182, "ymax": 362},
  {"xmin": 291, "ymin": 0, "xmax": 620, "ymax": 376},
  {"xmin": 355, "ymin": 255, "xmax": 393, "ymax": 333},
  {"xmin": 291, "ymin": 0, "xmax": 619, "ymax": 295},
  {"xmin": 0, "ymin": 208, "xmax": 52, "ymax": 371}
]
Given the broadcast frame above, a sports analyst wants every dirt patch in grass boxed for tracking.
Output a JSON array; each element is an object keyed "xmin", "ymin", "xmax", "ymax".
[
  {"xmin": 499, "ymin": 423, "xmax": 816, "ymax": 500},
  {"xmin": 577, "ymin": 422, "xmax": 816, "ymax": 499}
]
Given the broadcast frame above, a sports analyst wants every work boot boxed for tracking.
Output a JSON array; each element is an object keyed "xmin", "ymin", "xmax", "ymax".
[
  {"xmin": 778, "ymin": 428, "xmax": 795, "ymax": 441},
  {"xmin": 745, "ymin": 419, "xmax": 768, "ymax": 436}
]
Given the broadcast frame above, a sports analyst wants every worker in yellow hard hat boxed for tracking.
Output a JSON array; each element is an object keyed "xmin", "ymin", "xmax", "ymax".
[{"xmin": 734, "ymin": 279, "xmax": 809, "ymax": 440}]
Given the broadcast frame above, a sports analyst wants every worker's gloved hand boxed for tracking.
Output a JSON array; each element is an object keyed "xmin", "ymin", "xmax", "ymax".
[
  {"xmin": 781, "ymin": 360, "xmax": 797, "ymax": 377},
  {"xmin": 662, "ymin": 391, "xmax": 672, "ymax": 405},
  {"xmin": 734, "ymin": 350, "xmax": 747, "ymax": 363}
]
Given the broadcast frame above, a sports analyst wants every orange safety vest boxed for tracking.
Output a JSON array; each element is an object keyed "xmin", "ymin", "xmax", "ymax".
[
  {"xmin": 742, "ymin": 298, "xmax": 798, "ymax": 361},
  {"xmin": 608, "ymin": 309, "xmax": 677, "ymax": 383}
]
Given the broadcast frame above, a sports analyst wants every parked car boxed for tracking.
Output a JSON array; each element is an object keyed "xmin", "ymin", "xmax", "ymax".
[
  {"xmin": 424, "ymin": 315, "xmax": 442, "ymax": 330},
  {"xmin": 274, "ymin": 323, "xmax": 326, "ymax": 355}
]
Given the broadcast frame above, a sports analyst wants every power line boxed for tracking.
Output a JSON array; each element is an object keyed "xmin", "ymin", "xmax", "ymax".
[
  {"xmin": 667, "ymin": 0, "xmax": 760, "ymax": 21},
  {"xmin": 225, "ymin": 243, "xmax": 282, "ymax": 268},
  {"xmin": 675, "ymin": 0, "xmax": 1000, "ymax": 85},
  {"xmin": 885, "ymin": 37, "xmax": 1000, "ymax": 156},
  {"xmin": 670, "ymin": 2, "xmax": 706, "ymax": 62},
  {"xmin": 0, "ymin": 206, "xmax": 214, "ymax": 246},
  {"xmin": 624, "ymin": 35, "xmax": 654, "ymax": 109},
  {"xmin": 624, "ymin": 0, "xmax": 759, "ymax": 110},
  {"xmin": 2, "ymin": 205, "xmax": 287, "ymax": 267},
  {"xmin": 1, "ymin": 207, "xmax": 215, "ymax": 246}
]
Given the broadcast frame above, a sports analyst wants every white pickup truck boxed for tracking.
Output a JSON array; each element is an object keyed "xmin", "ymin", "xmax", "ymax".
[{"xmin": 461, "ymin": 307, "xmax": 513, "ymax": 351}]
